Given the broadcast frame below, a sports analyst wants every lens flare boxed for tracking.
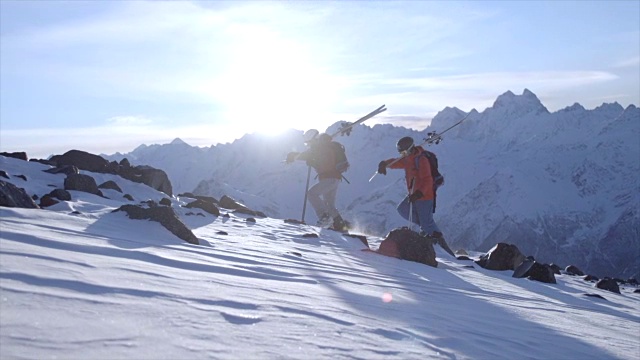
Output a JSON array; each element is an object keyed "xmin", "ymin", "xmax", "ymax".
[{"xmin": 382, "ymin": 292, "xmax": 393, "ymax": 303}]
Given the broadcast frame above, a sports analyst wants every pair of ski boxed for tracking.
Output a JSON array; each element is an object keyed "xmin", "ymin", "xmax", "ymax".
[{"xmin": 329, "ymin": 104, "xmax": 387, "ymax": 139}]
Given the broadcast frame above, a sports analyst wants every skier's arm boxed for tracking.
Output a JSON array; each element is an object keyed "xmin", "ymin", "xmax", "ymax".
[
  {"xmin": 387, "ymin": 158, "xmax": 405, "ymax": 169},
  {"xmin": 377, "ymin": 158, "xmax": 397, "ymax": 175},
  {"xmin": 296, "ymin": 150, "xmax": 311, "ymax": 161},
  {"xmin": 286, "ymin": 152, "xmax": 300, "ymax": 163}
]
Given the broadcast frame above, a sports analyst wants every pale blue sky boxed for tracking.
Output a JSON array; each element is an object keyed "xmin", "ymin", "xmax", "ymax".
[{"xmin": 1, "ymin": 0, "xmax": 638, "ymax": 158}]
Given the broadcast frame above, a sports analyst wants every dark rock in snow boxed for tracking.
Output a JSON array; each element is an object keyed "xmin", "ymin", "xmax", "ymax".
[
  {"xmin": 114, "ymin": 204, "xmax": 199, "ymax": 245},
  {"xmin": 377, "ymin": 227, "xmax": 437, "ymax": 268},
  {"xmin": 185, "ymin": 199, "xmax": 220, "ymax": 216},
  {"xmin": 0, "ymin": 171, "xmax": 9, "ymax": 179},
  {"xmin": 98, "ymin": 180, "xmax": 123, "ymax": 193},
  {"xmin": 220, "ymin": 195, "xmax": 266, "ymax": 217},
  {"xmin": 141, "ymin": 200, "xmax": 158, "ymax": 208},
  {"xmin": 548, "ymin": 263, "xmax": 562, "ymax": 275},
  {"xmin": 39, "ymin": 194, "xmax": 59, "ymax": 208},
  {"xmin": 50, "ymin": 150, "xmax": 112, "ymax": 173},
  {"xmin": 584, "ymin": 293, "xmax": 607, "ymax": 300},
  {"xmin": 0, "ymin": 152, "xmax": 28, "ymax": 161},
  {"xmin": 64, "ymin": 174, "xmax": 103, "ymax": 197},
  {"xmin": 595, "ymin": 278, "xmax": 621, "ymax": 294},
  {"xmin": 119, "ymin": 165, "xmax": 173, "ymax": 196},
  {"xmin": 48, "ymin": 189, "xmax": 72, "ymax": 201},
  {"xmin": 179, "ymin": 193, "xmax": 219, "ymax": 204},
  {"xmin": 565, "ymin": 265, "xmax": 585, "ymax": 276},
  {"xmin": 49, "ymin": 150, "xmax": 173, "ymax": 196},
  {"xmin": 527, "ymin": 262, "xmax": 557, "ymax": 284},
  {"xmin": 584, "ymin": 275, "xmax": 599, "ymax": 282},
  {"xmin": 0, "ymin": 180, "xmax": 39, "ymax": 209},
  {"xmin": 475, "ymin": 243, "xmax": 525, "ymax": 271},
  {"xmin": 159, "ymin": 198, "xmax": 172, "ymax": 206}
]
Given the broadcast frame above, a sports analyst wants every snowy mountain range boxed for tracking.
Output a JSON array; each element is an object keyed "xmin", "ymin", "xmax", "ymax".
[
  {"xmin": 103, "ymin": 89, "xmax": 640, "ymax": 280},
  {"xmin": 1, "ymin": 154, "xmax": 639, "ymax": 359}
]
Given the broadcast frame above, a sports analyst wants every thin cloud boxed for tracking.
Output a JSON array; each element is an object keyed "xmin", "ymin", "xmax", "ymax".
[
  {"xmin": 106, "ymin": 116, "xmax": 152, "ymax": 126},
  {"xmin": 612, "ymin": 56, "xmax": 640, "ymax": 68}
]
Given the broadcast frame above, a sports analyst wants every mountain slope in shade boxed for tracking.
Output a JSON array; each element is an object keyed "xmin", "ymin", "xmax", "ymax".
[{"xmin": 103, "ymin": 90, "xmax": 640, "ymax": 279}]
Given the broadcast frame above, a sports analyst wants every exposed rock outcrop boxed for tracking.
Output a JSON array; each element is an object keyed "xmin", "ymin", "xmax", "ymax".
[
  {"xmin": 475, "ymin": 243, "xmax": 525, "ymax": 271},
  {"xmin": 0, "ymin": 180, "xmax": 39, "ymax": 209},
  {"xmin": 377, "ymin": 227, "xmax": 437, "ymax": 268},
  {"xmin": 113, "ymin": 204, "xmax": 199, "ymax": 245}
]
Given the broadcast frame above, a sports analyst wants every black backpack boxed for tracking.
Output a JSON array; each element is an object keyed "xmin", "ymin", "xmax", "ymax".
[
  {"xmin": 332, "ymin": 141, "xmax": 350, "ymax": 173},
  {"xmin": 415, "ymin": 150, "xmax": 444, "ymax": 213}
]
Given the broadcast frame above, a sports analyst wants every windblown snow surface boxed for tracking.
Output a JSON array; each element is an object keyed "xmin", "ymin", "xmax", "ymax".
[{"xmin": 1, "ymin": 155, "xmax": 639, "ymax": 359}]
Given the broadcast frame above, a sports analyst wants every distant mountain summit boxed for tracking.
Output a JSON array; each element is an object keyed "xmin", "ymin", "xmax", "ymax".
[
  {"xmin": 492, "ymin": 88, "xmax": 549, "ymax": 115},
  {"xmin": 170, "ymin": 138, "xmax": 190, "ymax": 146},
  {"xmin": 104, "ymin": 89, "xmax": 640, "ymax": 279}
]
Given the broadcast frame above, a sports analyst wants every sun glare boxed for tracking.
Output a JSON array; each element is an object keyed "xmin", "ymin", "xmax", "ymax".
[{"xmin": 212, "ymin": 25, "xmax": 340, "ymax": 135}]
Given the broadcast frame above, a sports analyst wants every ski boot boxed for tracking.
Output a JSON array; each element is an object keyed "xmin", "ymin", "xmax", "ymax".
[
  {"xmin": 429, "ymin": 231, "xmax": 456, "ymax": 258},
  {"xmin": 316, "ymin": 213, "xmax": 332, "ymax": 227},
  {"xmin": 329, "ymin": 215, "xmax": 349, "ymax": 233}
]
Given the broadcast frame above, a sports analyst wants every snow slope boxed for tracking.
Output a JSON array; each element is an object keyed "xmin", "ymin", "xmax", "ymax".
[{"xmin": 1, "ymin": 155, "xmax": 639, "ymax": 359}]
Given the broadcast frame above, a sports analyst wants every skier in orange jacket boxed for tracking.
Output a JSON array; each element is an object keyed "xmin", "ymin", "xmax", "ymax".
[{"xmin": 378, "ymin": 136, "xmax": 455, "ymax": 257}]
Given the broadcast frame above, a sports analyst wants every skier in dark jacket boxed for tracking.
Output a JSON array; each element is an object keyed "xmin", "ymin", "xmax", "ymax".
[{"xmin": 287, "ymin": 130, "xmax": 348, "ymax": 231}]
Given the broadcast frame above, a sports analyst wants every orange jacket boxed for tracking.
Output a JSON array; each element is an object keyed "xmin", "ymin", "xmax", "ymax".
[{"xmin": 385, "ymin": 146, "xmax": 434, "ymax": 200}]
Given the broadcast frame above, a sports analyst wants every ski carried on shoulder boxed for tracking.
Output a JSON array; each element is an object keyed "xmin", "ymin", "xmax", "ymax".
[
  {"xmin": 422, "ymin": 112, "xmax": 469, "ymax": 146},
  {"xmin": 329, "ymin": 104, "xmax": 387, "ymax": 138},
  {"xmin": 369, "ymin": 111, "xmax": 470, "ymax": 182}
]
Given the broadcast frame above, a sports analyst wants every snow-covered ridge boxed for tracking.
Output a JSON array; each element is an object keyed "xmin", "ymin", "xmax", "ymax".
[{"xmin": 102, "ymin": 90, "xmax": 639, "ymax": 279}]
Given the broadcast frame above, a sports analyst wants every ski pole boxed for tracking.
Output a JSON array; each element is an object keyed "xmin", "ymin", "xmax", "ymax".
[
  {"xmin": 300, "ymin": 165, "xmax": 312, "ymax": 223},
  {"xmin": 408, "ymin": 177, "xmax": 416, "ymax": 231}
]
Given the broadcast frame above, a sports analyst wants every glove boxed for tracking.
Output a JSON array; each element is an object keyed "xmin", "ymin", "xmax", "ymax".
[
  {"xmin": 409, "ymin": 190, "xmax": 423, "ymax": 202},
  {"xmin": 377, "ymin": 160, "xmax": 388, "ymax": 175},
  {"xmin": 286, "ymin": 152, "xmax": 299, "ymax": 164}
]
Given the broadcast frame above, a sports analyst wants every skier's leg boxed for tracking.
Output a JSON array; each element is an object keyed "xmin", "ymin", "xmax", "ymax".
[
  {"xmin": 415, "ymin": 200, "xmax": 454, "ymax": 256},
  {"xmin": 307, "ymin": 181, "xmax": 329, "ymax": 218},
  {"xmin": 414, "ymin": 200, "xmax": 440, "ymax": 235},
  {"xmin": 321, "ymin": 179, "xmax": 349, "ymax": 230},
  {"xmin": 396, "ymin": 197, "xmax": 421, "ymax": 227},
  {"xmin": 321, "ymin": 179, "xmax": 340, "ymax": 218}
]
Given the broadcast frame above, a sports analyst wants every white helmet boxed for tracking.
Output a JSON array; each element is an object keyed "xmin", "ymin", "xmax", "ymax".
[{"xmin": 303, "ymin": 129, "xmax": 319, "ymax": 143}]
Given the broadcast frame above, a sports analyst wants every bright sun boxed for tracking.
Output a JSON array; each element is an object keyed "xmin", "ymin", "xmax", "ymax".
[{"xmin": 212, "ymin": 25, "xmax": 341, "ymax": 135}]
